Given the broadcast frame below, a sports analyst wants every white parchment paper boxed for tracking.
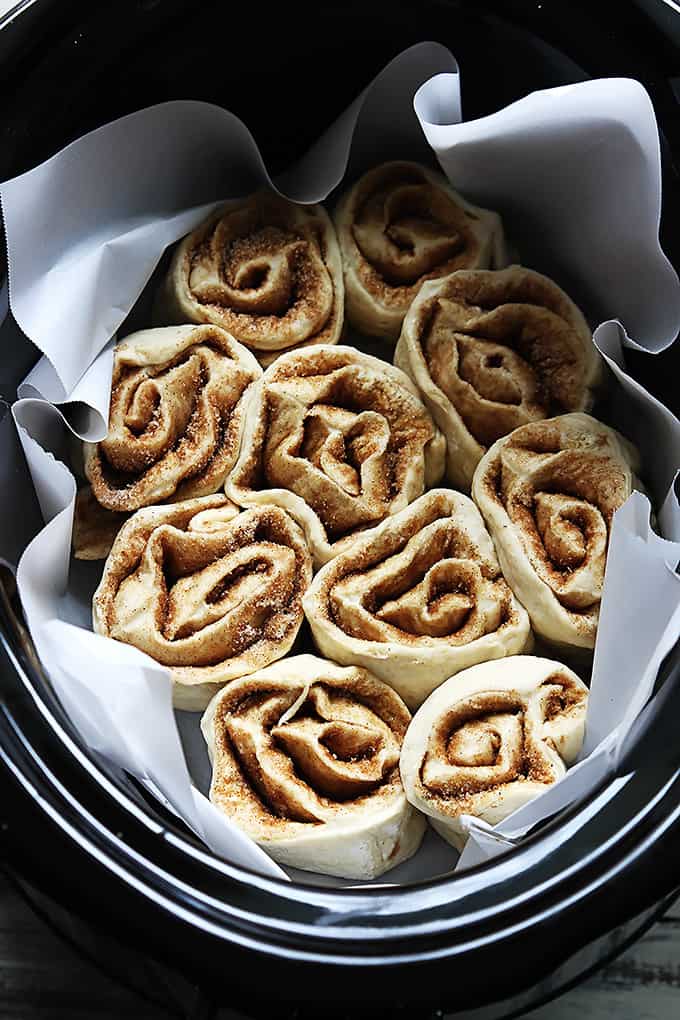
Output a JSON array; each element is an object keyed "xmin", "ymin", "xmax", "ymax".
[
  {"xmin": 5, "ymin": 43, "xmax": 680, "ymax": 885},
  {"xmin": 1, "ymin": 42, "xmax": 457, "ymax": 396},
  {"xmin": 415, "ymin": 74, "xmax": 680, "ymax": 352}
]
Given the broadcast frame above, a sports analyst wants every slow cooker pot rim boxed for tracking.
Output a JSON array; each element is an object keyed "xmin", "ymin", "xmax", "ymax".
[
  {"xmin": 2, "ymin": 574, "xmax": 680, "ymax": 959},
  {"xmin": 0, "ymin": 1, "xmax": 40, "ymax": 26}
]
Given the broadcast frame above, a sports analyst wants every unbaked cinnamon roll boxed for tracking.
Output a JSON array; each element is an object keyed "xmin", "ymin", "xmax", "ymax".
[
  {"xmin": 83, "ymin": 325, "xmax": 261, "ymax": 516},
  {"xmin": 303, "ymin": 490, "xmax": 531, "ymax": 709},
  {"xmin": 93, "ymin": 496, "xmax": 313, "ymax": 710},
  {"xmin": 201, "ymin": 654, "xmax": 426, "ymax": 879},
  {"xmin": 472, "ymin": 413, "xmax": 639, "ymax": 650},
  {"xmin": 157, "ymin": 192, "xmax": 343, "ymax": 364},
  {"xmin": 334, "ymin": 161, "xmax": 507, "ymax": 341},
  {"xmin": 227, "ymin": 345, "xmax": 446, "ymax": 566},
  {"xmin": 400, "ymin": 656, "xmax": 588, "ymax": 850},
  {"xmin": 395, "ymin": 266, "xmax": 603, "ymax": 489}
]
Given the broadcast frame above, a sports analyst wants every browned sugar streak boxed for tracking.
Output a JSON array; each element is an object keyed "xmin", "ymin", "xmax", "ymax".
[
  {"xmin": 97, "ymin": 344, "xmax": 241, "ymax": 504},
  {"xmin": 219, "ymin": 682, "xmax": 401, "ymax": 822}
]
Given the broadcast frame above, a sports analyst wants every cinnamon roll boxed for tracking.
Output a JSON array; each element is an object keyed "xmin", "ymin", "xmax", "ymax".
[
  {"xmin": 93, "ymin": 496, "xmax": 313, "ymax": 710},
  {"xmin": 201, "ymin": 654, "xmax": 426, "ymax": 879},
  {"xmin": 472, "ymin": 413, "xmax": 639, "ymax": 649},
  {"xmin": 227, "ymin": 345, "xmax": 446, "ymax": 566},
  {"xmin": 334, "ymin": 161, "xmax": 507, "ymax": 341},
  {"xmin": 400, "ymin": 656, "xmax": 588, "ymax": 850},
  {"xmin": 157, "ymin": 192, "xmax": 343, "ymax": 365},
  {"xmin": 303, "ymin": 490, "xmax": 531, "ymax": 709},
  {"xmin": 83, "ymin": 325, "xmax": 261, "ymax": 515},
  {"xmin": 395, "ymin": 266, "xmax": 603, "ymax": 489}
]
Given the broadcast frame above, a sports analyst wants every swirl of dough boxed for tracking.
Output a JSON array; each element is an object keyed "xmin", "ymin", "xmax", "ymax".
[
  {"xmin": 227, "ymin": 345, "xmax": 446, "ymax": 566},
  {"xmin": 93, "ymin": 495, "xmax": 312, "ymax": 710},
  {"xmin": 304, "ymin": 489, "xmax": 531, "ymax": 709},
  {"xmin": 201, "ymin": 654, "xmax": 425, "ymax": 879},
  {"xmin": 395, "ymin": 266, "xmax": 603, "ymax": 489},
  {"xmin": 334, "ymin": 161, "xmax": 507, "ymax": 340},
  {"xmin": 472, "ymin": 413, "xmax": 639, "ymax": 649},
  {"xmin": 157, "ymin": 192, "xmax": 343, "ymax": 365},
  {"xmin": 83, "ymin": 325, "xmax": 261, "ymax": 515},
  {"xmin": 400, "ymin": 656, "xmax": 588, "ymax": 850}
]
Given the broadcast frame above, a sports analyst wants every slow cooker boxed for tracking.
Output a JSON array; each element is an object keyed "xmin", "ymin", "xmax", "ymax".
[{"xmin": 0, "ymin": 1, "xmax": 679, "ymax": 1017}]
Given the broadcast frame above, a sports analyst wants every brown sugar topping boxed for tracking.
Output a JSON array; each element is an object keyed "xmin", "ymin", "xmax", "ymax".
[
  {"xmin": 177, "ymin": 192, "xmax": 343, "ymax": 358},
  {"xmin": 314, "ymin": 490, "xmax": 519, "ymax": 648},
  {"xmin": 417, "ymin": 674, "xmax": 587, "ymax": 816},
  {"xmin": 208, "ymin": 668, "xmax": 411, "ymax": 838},
  {"xmin": 93, "ymin": 498, "xmax": 313, "ymax": 684},
  {"xmin": 348, "ymin": 163, "xmax": 482, "ymax": 305},
  {"xmin": 232, "ymin": 346, "xmax": 441, "ymax": 551},
  {"xmin": 85, "ymin": 326, "xmax": 260, "ymax": 514},
  {"xmin": 415, "ymin": 267, "xmax": 595, "ymax": 449},
  {"xmin": 479, "ymin": 415, "xmax": 635, "ymax": 628}
]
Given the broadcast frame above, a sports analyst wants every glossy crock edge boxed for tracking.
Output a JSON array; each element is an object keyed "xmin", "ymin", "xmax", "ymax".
[
  {"xmin": 0, "ymin": 0, "xmax": 40, "ymax": 28},
  {"xmin": 2, "ymin": 569, "xmax": 680, "ymax": 965}
]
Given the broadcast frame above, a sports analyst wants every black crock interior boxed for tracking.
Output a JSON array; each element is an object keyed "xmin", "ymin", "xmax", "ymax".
[{"xmin": 0, "ymin": 0, "xmax": 679, "ymax": 1015}]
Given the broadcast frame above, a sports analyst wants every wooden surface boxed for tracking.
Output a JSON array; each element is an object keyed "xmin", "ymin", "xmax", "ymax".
[
  {"xmin": 0, "ymin": 873, "xmax": 678, "ymax": 1019},
  {"xmin": 531, "ymin": 900, "xmax": 680, "ymax": 1020}
]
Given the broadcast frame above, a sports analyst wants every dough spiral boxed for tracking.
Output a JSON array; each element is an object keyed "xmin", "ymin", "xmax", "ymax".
[
  {"xmin": 400, "ymin": 656, "xmax": 588, "ymax": 850},
  {"xmin": 201, "ymin": 654, "xmax": 425, "ymax": 879},
  {"xmin": 472, "ymin": 413, "xmax": 639, "ymax": 649},
  {"xmin": 227, "ymin": 345, "xmax": 446, "ymax": 566},
  {"xmin": 335, "ymin": 161, "xmax": 507, "ymax": 340},
  {"xmin": 304, "ymin": 489, "xmax": 531, "ymax": 708},
  {"xmin": 83, "ymin": 325, "xmax": 261, "ymax": 514},
  {"xmin": 93, "ymin": 495, "xmax": 312, "ymax": 710},
  {"xmin": 395, "ymin": 266, "xmax": 602, "ymax": 489},
  {"xmin": 158, "ymin": 192, "xmax": 343, "ymax": 365}
]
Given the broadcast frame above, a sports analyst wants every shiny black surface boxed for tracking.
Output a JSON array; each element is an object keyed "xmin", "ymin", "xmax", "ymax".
[{"xmin": 0, "ymin": 0, "xmax": 679, "ymax": 1015}]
